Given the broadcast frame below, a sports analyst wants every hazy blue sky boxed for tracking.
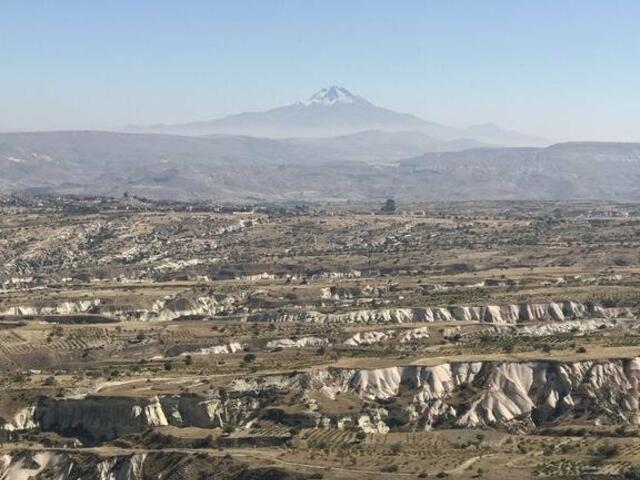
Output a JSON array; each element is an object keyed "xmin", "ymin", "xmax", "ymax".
[{"xmin": 2, "ymin": 0, "xmax": 639, "ymax": 140}]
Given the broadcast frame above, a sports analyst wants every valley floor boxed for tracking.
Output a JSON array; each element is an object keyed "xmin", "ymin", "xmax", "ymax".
[{"xmin": 2, "ymin": 197, "xmax": 640, "ymax": 479}]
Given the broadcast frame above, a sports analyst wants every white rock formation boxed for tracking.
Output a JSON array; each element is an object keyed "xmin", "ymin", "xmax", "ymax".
[
  {"xmin": 0, "ymin": 452, "xmax": 68, "ymax": 480},
  {"xmin": 0, "ymin": 451, "xmax": 154, "ymax": 480},
  {"xmin": 398, "ymin": 326, "xmax": 430, "ymax": 343},
  {"xmin": 8, "ymin": 357, "xmax": 640, "ymax": 441},
  {"xmin": 182, "ymin": 342, "xmax": 243, "ymax": 355},
  {"xmin": 236, "ymin": 272, "xmax": 279, "ymax": 282},
  {"xmin": 309, "ymin": 357, "xmax": 640, "ymax": 429},
  {"xmin": 6, "ymin": 393, "xmax": 261, "ymax": 440},
  {"xmin": 136, "ymin": 295, "xmax": 231, "ymax": 321},
  {"xmin": 344, "ymin": 330, "xmax": 394, "ymax": 346},
  {"xmin": 1, "ymin": 406, "xmax": 37, "ymax": 431},
  {"xmin": 358, "ymin": 409, "xmax": 390, "ymax": 434},
  {"xmin": 266, "ymin": 336, "xmax": 328, "ymax": 349},
  {"xmin": 260, "ymin": 301, "xmax": 629, "ymax": 324},
  {"xmin": 519, "ymin": 319, "xmax": 615, "ymax": 336},
  {"xmin": 0, "ymin": 299, "xmax": 100, "ymax": 316}
]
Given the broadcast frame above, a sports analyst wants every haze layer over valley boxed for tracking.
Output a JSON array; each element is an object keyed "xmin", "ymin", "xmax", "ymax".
[{"xmin": 3, "ymin": 86, "xmax": 640, "ymax": 203}]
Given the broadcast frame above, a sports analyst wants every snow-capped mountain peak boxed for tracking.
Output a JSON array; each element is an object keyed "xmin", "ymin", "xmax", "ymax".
[
  {"xmin": 125, "ymin": 85, "xmax": 549, "ymax": 145},
  {"xmin": 302, "ymin": 86, "xmax": 367, "ymax": 106}
]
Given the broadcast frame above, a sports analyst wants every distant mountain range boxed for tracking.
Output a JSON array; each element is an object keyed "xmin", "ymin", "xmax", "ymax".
[
  {"xmin": 126, "ymin": 86, "xmax": 549, "ymax": 147},
  {"xmin": 3, "ymin": 86, "xmax": 638, "ymax": 203},
  {"xmin": 2, "ymin": 130, "xmax": 640, "ymax": 202}
]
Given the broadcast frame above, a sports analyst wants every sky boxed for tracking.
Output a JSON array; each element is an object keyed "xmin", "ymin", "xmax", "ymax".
[{"xmin": 1, "ymin": 0, "xmax": 639, "ymax": 141}]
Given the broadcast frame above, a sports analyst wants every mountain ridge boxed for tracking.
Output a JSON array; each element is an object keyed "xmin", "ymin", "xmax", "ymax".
[
  {"xmin": 1, "ymin": 130, "xmax": 639, "ymax": 202},
  {"xmin": 126, "ymin": 86, "xmax": 548, "ymax": 146}
]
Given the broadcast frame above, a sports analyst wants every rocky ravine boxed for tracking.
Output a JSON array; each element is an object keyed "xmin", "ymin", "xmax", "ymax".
[
  {"xmin": 4, "ymin": 394, "xmax": 263, "ymax": 442},
  {"xmin": 255, "ymin": 300, "xmax": 630, "ymax": 324},
  {"xmin": 4, "ymin": 357, "xmax": 640, "ymax": 441},
  {"xmin": 0, "ymin": 450, "xmax": 304, "ymax": 480},
  {"xmin": 1, "ymin": 298, "xmax": 629, "ymax": 324},
  {"xmin": 311, "ymin": 359, "xmax": 640, "ymax": 430}
]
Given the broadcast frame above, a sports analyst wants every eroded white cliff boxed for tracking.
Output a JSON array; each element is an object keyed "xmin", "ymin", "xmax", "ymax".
[{"xmin": 260, "ymin": 300, "xmax": 629, "ymax": 324}]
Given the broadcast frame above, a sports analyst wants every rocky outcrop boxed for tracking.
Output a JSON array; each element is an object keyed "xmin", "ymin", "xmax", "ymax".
[
  {"xmin": 0, "ymin": 294, "xmax": 242, "ymax": 322},
  {"xmin": 266, "ymin": 337, "xmax": 328, "ymax": 349},
  {"xmin": 0, "ymin": 452, "xmax": 73, "ymax": 480},
  {"xmin": 321, "ymin": 284, "xmax": 389, "ymax": 301},
  {"xmin": 211, "ymin": 358, "xmax": 640, "ymax": 431},
  {"xmin": 357, "ymin": 408, "xmax": 390, "ymax": 434},
  {"xmin": 344, "ymin": 327, "xmax": 430, "ymax": 346},
  {"xmin": 459, "ymin": 319, "xmax": 618, "ymax": 341},
  {"xmin": 344, "ymin": 330, "xmax": 393, "ymax": 346},
  {"xmin": 6, "ymin": 394, "xmax": 263, "ymax": 443},
  {"xmin": 0, "ymin": 299, "xmax": 101, "ymax": 317},
  {"xmin": 0, "ymin": 450, "xmax": 300, "ymax": 480},
  {"xmin": 398, "ymin": 326, "xmax": 430, "ymax": 343},
  {"xmin": 518, "ymin": 319, "xmax": 616, "ymax": 336},
  {"xmin": 310, "ymin": 270, "xmax": 362, "ymax": 281},
  {"xmin": 7, "ymin": 357, "xmax": 640, "ymax": 440},
  {"xmin": 132, "ymin": 295, "xmax": 237, "ymax": 321},
  {"xmin": 310, "ymin": 358, "xmax": 640, "ymax": 430},
  {"xmin": 0, "ymin": 451, "xmax": 144, "ymax": 480},
  {"xmin": 191, "ymin": 342, "xmax": 243, "ymax": 355},
  {"xmin": 256, "ymin": 301, "xmax": 629, "ymax": 324},
  {"xmin": 1, "ymin": 406, "xmax": 37, "ymax": 431},
  {"xmin": 236, "ymin": 272, "xmax": 280, "ymax": 282}
]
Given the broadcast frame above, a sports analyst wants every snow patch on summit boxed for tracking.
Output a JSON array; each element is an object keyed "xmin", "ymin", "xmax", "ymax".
[{"xmin": 302, "ymin": 86, "xmax": 366, "ymax": 106}]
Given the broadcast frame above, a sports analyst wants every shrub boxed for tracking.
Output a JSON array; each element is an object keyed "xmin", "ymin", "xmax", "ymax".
[
  {"xmin": 243, "ymin": 353, "xmax": 256, "ymax": 363},
  {"xmin": 590, "ymin": 443, "xmax": 619, "ymax": 466},
  {"xmin": 625, "ymin": 466, "xmax": 640, "ymax": 480},
  {"xmin": 389, "ymin": 441, "xmax": 403, "ymax": 454},
  {"xmin": 192, "ymin": 435, "xmax": 214, "ymax": 449}
]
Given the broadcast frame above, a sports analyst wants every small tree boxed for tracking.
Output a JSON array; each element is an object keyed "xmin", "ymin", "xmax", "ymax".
[
  {"xmin": 243, "ymin": 353, "xmax": 256, "ymax": 363},
  {"xmin": 389, "ymin": 441, "xmax": 403, "ymax": 454},
  {"xmin": 381, "ymin": 198, "xmax": 396, "ymax": 214}
]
